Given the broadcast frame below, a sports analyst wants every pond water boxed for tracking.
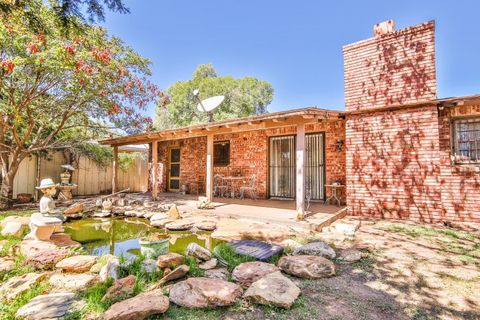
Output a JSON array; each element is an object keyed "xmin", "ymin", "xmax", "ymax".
[{"xmin": 63, "ymin": 217, "xmax": 222, "ymax": 260}]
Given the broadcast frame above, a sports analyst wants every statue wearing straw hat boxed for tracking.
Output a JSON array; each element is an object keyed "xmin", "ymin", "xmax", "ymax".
[{"xmin": 36, "ymin": 178, "xmax": 63, "ymax": 218}]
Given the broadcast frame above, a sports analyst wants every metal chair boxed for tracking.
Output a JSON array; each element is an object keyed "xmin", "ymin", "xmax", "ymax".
[
  {"xmin": 213, "ymin": 174, "xmax": 228, "ymax": 198},
  {"xmin": 239, "ymin": 174, "xmax": 257, "ymax": 200}
]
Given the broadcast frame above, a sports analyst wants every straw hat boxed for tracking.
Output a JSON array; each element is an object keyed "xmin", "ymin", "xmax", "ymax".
[{"xmin": 36, "ymin": 178, "xmax": 59, "ymax": 190}]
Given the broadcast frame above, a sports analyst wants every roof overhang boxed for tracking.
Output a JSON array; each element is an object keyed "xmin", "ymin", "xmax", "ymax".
[{"xmin": 99, "ymin": 107, "xmax": 343, "ymax": 146}]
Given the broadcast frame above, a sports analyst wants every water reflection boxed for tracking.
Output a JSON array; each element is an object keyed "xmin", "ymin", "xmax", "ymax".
[{"xmin": 64, "ymin": 217, "xmax": 220, "ymax": 260}]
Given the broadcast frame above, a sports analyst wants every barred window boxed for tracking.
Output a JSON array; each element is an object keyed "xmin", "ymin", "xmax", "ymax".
[
  {"xmin": 454, "ymin": 118, "xmax": 480, "ymax": 163},
  {"xmin": 214, "ymin": 141, "xmax": 230, "ymax": 166}
]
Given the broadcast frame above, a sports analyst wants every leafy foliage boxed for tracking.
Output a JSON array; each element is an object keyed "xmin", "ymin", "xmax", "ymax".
[{"xmin": 155, "ymin": 63, "xmax": 274, "ymax": 128}]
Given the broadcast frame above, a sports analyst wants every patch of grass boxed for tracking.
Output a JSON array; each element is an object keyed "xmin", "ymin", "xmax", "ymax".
[
  {"xmin": 0, "ymin": 280, "xmax": 49, "ymax": 320},
  {"xmin": 77, "ymin": 278, "xmax": 114, "ymax": 316},
  {"xmin": 0, "ymin": 235, "xmax": 22, "ymax": 257},
  {"xmin": 0, "ymin": 254, "xmax": 34, "ymax": 281},
  {"xmin": 0, "ymin": 210, "xmax": 35, "ymax": 220},
  {"xmin": 185, "ymin": 256, "xmax": 205, "ymax": 277},
  {"xmin": 157, "ymin": 304, "xmax": 224, "ymax": 320},
  {"xmin": 381, "ymin": 223, "xmax": 476, "ymax": 242},
  {"xmin": 118, "ymin": 256, "xmax": 162, "ymax": 295},
  {"xmin": 213, "ymin": 243, "xmax": 286, "ymax": 272}
]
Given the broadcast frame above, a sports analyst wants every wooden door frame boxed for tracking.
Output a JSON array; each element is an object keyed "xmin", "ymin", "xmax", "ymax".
[{"xmin": 167, "ymin": 146, "xmax": 181, "ymax": 192}]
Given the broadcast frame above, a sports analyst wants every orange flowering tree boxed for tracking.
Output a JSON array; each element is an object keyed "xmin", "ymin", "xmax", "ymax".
[{"xmin": 0, "ymin": 2, "xmax": 167, "ymax": 207}]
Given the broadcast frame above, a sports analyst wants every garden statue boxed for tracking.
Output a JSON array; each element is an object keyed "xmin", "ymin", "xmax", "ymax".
[
  {"xmin": 57, "ymin": 164, "xmax": 77, "ymax": 201},
  {"xmin": 25, "ymin": 178, "xmax": 64, "ymax": 241}
]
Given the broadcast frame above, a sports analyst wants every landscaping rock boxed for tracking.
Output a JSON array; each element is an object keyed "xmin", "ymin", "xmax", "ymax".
[
  {"xmin": 25, "ymin": 249, "xmax": 69, "ymax": 270},
  {"xmin": 56, "ymin": 255, "xmax": 97, "ymax": 273},
  {"xmin": 102, "ymin": 289, "xmax": 169, "ymax": 320},
  {"xmin": 141, "ymin": 259, "xmax": 158, "ymax": 273},
  {"xmin": 143, "ymin": 211, "xmax": 155, "ymax": 219},
  {"xmin": 169, "ymin": 277, "xmax": 243, "ymax": 308},
  {"xmin": 16, "ymin": 292, "xmax": 85, "ymax": 320},
  {"xmin": 196, "ymin": 220, "xmax": 217, "ymax": 231},
  {"xmin": 49, "ymin": 273, "xmax": 98, "ymax": 292},
  {"xmin": 293, "ymin": 241, "xmax": 336, "ymax": 259},
  {"xmin": 157, "ymin": 252, "xmax": 184, "ymax": 269},
  {"xmin": 99, "ymin": 255, "xmax": 120, "ymax": 281},
  {"xmin": 125, "ymin": 210, "xmax": 144, "ymax": 217},
  {"xmin": 278, "ymin": 255, "xmax": 336, "ymax": 279},
  {"xmin": 102, "ymin": 275, "xmax": 136, "ymax": 302},
  {"xmin": 150, "ymin": 212, "xmax": 168, "ymax": 222},
  {"xmin": 165, "ymin": 219, "xmax": 195, "ymax": 231},
  {"xmin": 158, "ymin": 264, "xmax": 189, "ymax": 285},
  {"xmin": 204, "ymin": 268, "xmax": 229, "ymax": 281},
  {"xmin": 151, "ymin": 218, "xmax": 175, "ymax": 228},
  {"xmin": 1, "ymin": 216, "xmax": 30, "ymax": 228},
  {"xmin": 232, "ymin": 261, "xmax": 279, "ymax": 288},
  {"xmin": 0, "ymin": 256, "xmax": 15, "ymax": 273},
  {"xmin": 199, "ymin": 258, "xmax": 217, "ymax": 270},
  {"xmin": 0, "ymin": 272, "xmax": 47, "ymax": 300},
  {"xmin": 167, "ymin": 204, "xmax": 181, "ymax": 219},
  {"xmin": 339, "ymin": 248, "xmax": 364, "ymax": 263},
  {"xmin": 1, "ymin": 221, "xmax": 25, "ymax": 237},
  {"xmin": 279, "ymin": 239, "xmax": 302, "ymax": 250},
  {"xmin": 16, "ymin": 240, "xmax": 59, "ymax": 259},
  {"xmin": 63, "ymin": 202, "xmax": 84, "ymax": 215},
  {"xmin": 244, "ymin": 271, "xmax": 300, "ymax": 309},
  {"xmin": 186, "ymin": 242, "xmax": 211, "ymax": 261},
  {"xmin": 48, "ymin": 233, "xmax": 81, "ymax": 248}
]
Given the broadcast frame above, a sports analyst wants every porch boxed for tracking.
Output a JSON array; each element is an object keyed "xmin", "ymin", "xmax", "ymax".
[{"xmin": 100, "ymin": 107, "xmax": 347, "ymax": 218}]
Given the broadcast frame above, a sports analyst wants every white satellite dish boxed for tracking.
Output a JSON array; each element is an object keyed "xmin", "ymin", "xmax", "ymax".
[
  {"xmin": 192, "ymin": 89, "xmax": 225, "ymax": 122},
  {"xmin": 196, "ymin": 95, "xmax": 225, "ymax": 112}
]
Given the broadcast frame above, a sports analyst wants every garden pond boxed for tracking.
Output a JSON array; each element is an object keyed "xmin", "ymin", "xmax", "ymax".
[{"xmin": 63, "ymin": 217, "xmax": 222, "ymax": 260}]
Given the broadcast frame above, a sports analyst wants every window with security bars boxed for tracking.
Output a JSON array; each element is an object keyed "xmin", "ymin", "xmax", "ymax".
[{"xmin": 454, "ymin": 118, "xmax": 480, "ymax": 163}]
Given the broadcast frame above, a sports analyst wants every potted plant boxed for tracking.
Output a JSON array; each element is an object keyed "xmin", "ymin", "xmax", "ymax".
[{"xmin": 139, "ymin": 233, "xmax": 170, "ymax": 259}]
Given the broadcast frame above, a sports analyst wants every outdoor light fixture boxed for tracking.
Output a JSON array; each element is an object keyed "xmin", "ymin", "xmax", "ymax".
[{"xmin": 335, "ymin": 140, "xmax": 344, "ymax": 152}]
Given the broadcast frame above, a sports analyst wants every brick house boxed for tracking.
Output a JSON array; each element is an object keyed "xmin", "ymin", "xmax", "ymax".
[{"xmin": 101, "ymin": 20, "xmax": 480, "ymax": 223}]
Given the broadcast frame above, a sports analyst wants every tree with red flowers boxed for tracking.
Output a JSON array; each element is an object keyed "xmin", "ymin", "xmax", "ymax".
[{"xmin": 0, "ymin": 1, "xmax": 166, "ymax": 208}]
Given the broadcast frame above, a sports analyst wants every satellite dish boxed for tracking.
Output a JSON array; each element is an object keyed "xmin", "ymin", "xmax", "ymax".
[
  {"xmin": 192, "ymin": 89, "xmax": 225, "ymax": 122},
  {"xmin": 196, "ymin": 95, "xmax": 225, "ymax": 112}
]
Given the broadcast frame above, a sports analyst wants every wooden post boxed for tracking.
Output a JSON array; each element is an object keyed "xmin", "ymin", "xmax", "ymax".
[
  {"xmin": 206, "ymin": 134, "xmax": 214, "ymax": 202},
  {"xmin": 112, "ymin": 146, "xmax": 118, "ymax": 194},
  {"xmin": 296, "ymin": 123, "xmax": 305, "ymax": 220},
  {"xmin": 152, "ymin": 141, "xmax": 159, "ymax": 201}
]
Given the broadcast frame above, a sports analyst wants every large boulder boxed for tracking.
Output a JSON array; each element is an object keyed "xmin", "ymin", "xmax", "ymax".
[
  {"xmin": 278, "ymin": 255, "xmax": 335, "ymax": 279},
  {"xmin": 1, "ymin": 221, "xmax": 25, "ymax": 237},
  {"xmin": 102, "ymin": 289, "xmax": 169, "ymax": 320},
  {"xmin": 157, "ymin": 252, "xmax": 184, "ymax": 269},
  {"xmin": 0, "ymin": 272, "xmax": 47, "ymax": 300},
  {"xmin": 169, "ymin": 277, "xmax": 243, "ymax": 308},
  {"xmin": 232, "ymin": 261, "xmax": 279, "ymax": 288},
  {"xmin": 16, "ymin": 292, "xmax": 85, "ymax": 320},
  {"xmin": 49, "ymin": 273, "xmax": 98, "ymax": 292},
  {"xmin": 186, "ymin": 243, "xmax": 211, "ymax": 261},
  {"xmin": 293, "ymin": 241, "xmax": 336, "ymax": 259},
  {"xmin": 102, "ymin": 275, "xmax": 136, "ymax": 303},
  {"xmin": 244, "ymin": 271, "xmax": 300, "ymax": 309},
  {"xmin": 56, "ymin": 255, "xmax": 97, "ymax": 273},
  {"xmin": 25, "ymin": 249, "xmax": 69, "ymax": 270},
  {"xmin": 15, "ymin": 240, "xmax": 59, "ymax": 259}
]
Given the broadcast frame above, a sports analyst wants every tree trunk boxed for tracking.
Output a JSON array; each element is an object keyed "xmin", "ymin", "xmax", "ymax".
[{"xmin": 0, "ymin": 157, "xmax": 21, "ymax": 210}]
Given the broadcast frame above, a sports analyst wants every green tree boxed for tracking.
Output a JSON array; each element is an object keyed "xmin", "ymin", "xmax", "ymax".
[
  {"xmin": 155, "ymin": 64, "xmax": 274, "ymax": 128},
  {"xmin": 0, "ymin": 1, "xmax": 165, "ymax": 208}
]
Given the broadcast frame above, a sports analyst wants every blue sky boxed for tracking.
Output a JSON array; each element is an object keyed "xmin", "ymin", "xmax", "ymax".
[{"xmin": 102, "ymin": 0, "xmax": 480, "ymax": 116}]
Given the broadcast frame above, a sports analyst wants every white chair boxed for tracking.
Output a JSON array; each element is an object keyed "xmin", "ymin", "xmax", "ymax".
[
  {"xmin": 214, "ymin": 174, "xmax": 228, "ymax": 198},
  {"xmin": 240, "ymin": 174, "xmax": 257, "ymax": 200}
]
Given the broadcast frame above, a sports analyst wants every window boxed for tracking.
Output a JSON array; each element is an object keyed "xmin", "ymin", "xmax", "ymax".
[
  {"xmin": 454, "ymin": 118, "xmax": 480, "ymax": 163},
  {"xmin": 214, "ymin": 141, "xmax": 230, "ymax": 166}
]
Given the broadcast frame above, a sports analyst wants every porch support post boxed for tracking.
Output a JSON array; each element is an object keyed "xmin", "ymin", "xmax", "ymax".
[
  {"xmin": 152, "ymin": 141, "xmax": 159, "ymax": 201},
  {"xmin": 206, "ymin": 134, "xmax": 214, "ymax": 202},
  {"xmin": 296, "ymin": 123, "xmax": 305, "ymax": 220},
  {"xmin": 112, "ymin": 146, "xmax": 118, "ymax": 194}
]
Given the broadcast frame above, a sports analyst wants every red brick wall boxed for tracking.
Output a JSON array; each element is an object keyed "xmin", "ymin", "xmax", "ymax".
[
  {"xmin": 151, "ymin": 120, "xmax": 346, "ymax": 200},
  {"xmin": 438, "ymin": 104, "xmax": 480, "ymax": 222},
  {"xmin": 343, "ymin": 21, "xmax": 437, "ymax": 112}
]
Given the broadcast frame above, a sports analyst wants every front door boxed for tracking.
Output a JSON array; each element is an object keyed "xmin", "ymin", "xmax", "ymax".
[
  {"xmin": 168, "ymin": 147, "xmax": 180, "ymax": 192},
  {"xmin": 269, "ymin": 135, "xmax": 296, "ymax": 198},
  {"xmin": 305, "ymin": 133, "xmax": 325, "ymax": 200}
]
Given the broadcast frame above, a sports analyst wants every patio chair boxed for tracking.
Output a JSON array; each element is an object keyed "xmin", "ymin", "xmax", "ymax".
[
  {"xmin": 213, "ymin": 174, "xmax": 228, "ymax": 197},
  {"xmin": 239, "ymin": 174, "xmax": 257, "ymax": 200},
  {"xmin": 189, "ymin": 175, "xmax": 205, "ymax": 195}
]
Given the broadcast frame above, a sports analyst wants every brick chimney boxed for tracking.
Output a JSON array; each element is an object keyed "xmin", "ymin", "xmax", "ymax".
[{"xmin": 343, "ymin": 20, "xmax": 437, "ymax": 112}]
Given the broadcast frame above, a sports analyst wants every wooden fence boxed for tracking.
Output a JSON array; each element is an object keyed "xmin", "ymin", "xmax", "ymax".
[{"xmin": 12, "ymin": 151, "xmax": 148, "ymax": 199}]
